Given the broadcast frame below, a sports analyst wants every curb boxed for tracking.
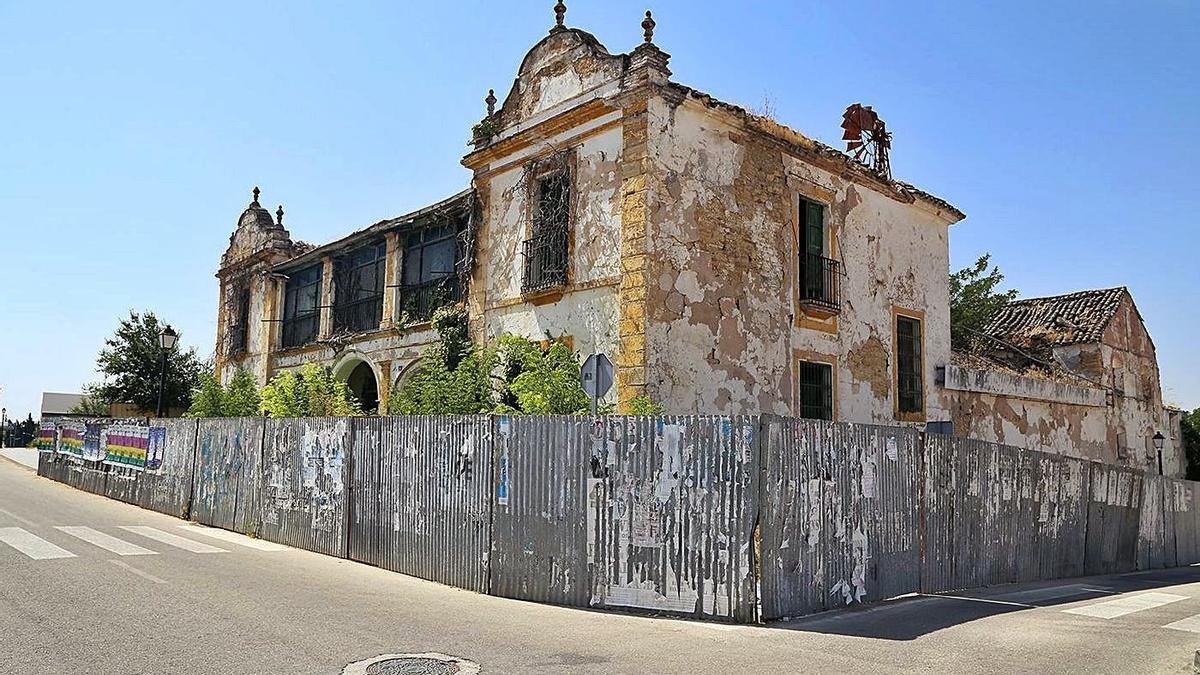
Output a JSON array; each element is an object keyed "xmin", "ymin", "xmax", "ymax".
[
  {"xmin": 1194, "ymin": 649, "xmax": 1199, "ymax": 674},
  {"xmin": 0, "ymin": 451, "xmax": 37, "ymax": 472}
]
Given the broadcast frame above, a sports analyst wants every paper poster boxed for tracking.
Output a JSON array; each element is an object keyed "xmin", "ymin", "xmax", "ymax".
[
  {"xmin": 497, "ymin": 449, "xmax": 510, "ymax": 505},
  {"xmin": 631, "ymin": 502, "xmax": 663, "ymax": 548},
  {"xmin": 57, "ymin": 421, "xmax": 85, "ymax": 457},
  {"xmin": 145, "ymin": 426, "xmax": 167, "ymax": 471},
  {"xmin": 102, "ymin": 423, "xmax": 150, "ymax": 470},
  {"xmin": 82, "ymin": 423, "xmax": 104, "ymax": 462},
  {"xmin": 35, "ymin": 422, "xmax": 58, "ymax": 453}
]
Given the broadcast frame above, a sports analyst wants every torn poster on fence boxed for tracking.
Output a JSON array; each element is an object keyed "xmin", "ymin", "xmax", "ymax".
[
  {"xmin": 102, "ymin": 423, "xmax": 150, "ymax": 470},
  {"xmin": 36, "ymin": 422, "xmax": 58, "ymax": 453},
  {"xmin": 145, "ymin": 426, "xmax": 166, "ymax": 471},
  {"xmin": 59, "ymin": 421, "xmax": 85, "ymax": 457},
  {"xmin": 654, "ymin": 423, "xmax": 682, "ymax": 503},
  {"xmin": 631, "ymin": 501, "xmax": 663, "ymax": 547}
]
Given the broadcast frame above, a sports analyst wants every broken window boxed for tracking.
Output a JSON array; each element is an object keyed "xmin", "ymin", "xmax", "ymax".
[
  {"xmin": 281, "ymin": 264, "xmax": 322, "ymax": 349},
  {"xmin": 522, "ymin": 169, "xmax": 570, "ymax": 293},
  {"xmin": 797, "ymin": 361, "xmax": 833, "ymax": 420},
  {"xmin": 333, "ymin": 241, "xmax": 387, "ymax": 333},
  {"xmin": 226, "ymin": 284, "xmax": 251, "ymax": 357},
  {"xmin": 798, "ymin": 199, "xmax": 839, "ymax": 309},
  {"xmin": 400, "ymin": 220, "xmax": 462, "ymax": 323},
  {"xmin": 896, "ymin": 314, "xmax": 924, "ymax": 415}
]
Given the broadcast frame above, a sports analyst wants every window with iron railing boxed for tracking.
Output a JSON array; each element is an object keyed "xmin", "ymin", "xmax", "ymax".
[
  {"xmin": 798, "ymin": 253, "xmax": 841, "ymax": 310},
  {"xmin": 226, "ymin": 285, "xmax": 250, "ymax": 356},
  {"xmin": 281, "ymin": 265, "xmax": 322, "ymax": 349},
  {"xmin": 797, "ymin": 360, "xmax": 834, "ymax": 420},
  {"xmin": 399, "ymin": 222, "xmax": 461, "ymax": 323},
  {"xmin": 896, "ymin": 314, "xmax": 924, "ymax": 415},
  {"xmin": 522, "ymin": 171, "xmax": 569, "ymax": 293},
  {"xmin": 333, "ymin": 241, "xmax": 387, "ymax": 333}
]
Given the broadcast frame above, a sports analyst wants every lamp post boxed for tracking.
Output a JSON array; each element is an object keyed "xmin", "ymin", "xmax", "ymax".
[
  {"xmin": 1, "ymin": 407, "xmax": 6, "ymax": 448},
  {"xmin": 155, "ymin": 325, "xmax": 179, "ymax": 418},
  {"xmin": 1153, "ymin": 431, "xmax": 1165, "ymax": 476}
]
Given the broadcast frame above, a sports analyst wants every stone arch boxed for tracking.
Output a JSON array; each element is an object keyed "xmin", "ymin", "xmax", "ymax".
[{"xmin": 332, "ymin": 351, "xmax": 381, "ymax": 414}]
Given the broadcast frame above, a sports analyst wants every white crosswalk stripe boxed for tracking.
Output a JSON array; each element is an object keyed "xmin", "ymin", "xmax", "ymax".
[
  {"xmin": 118, "ymin": 526, "xmax": 228, "ymax": 553},
  {"xmin": 1163, "ymin": 613, "xmax": 1200, "ymax": 634},
  {"xmin": 177, "ymin": 525, "xmax": 288, "ymax": 551},
  {"xmin": 55, "ymin": 526, "xmax": 157, "ymax": 556},
  {"xmin": 1063, "ymin": 592, "xmax": 1188, "ymax": 619},
  {"xmin": 0, "ymin": 527, "xmax": 75, "ymax": 560}
]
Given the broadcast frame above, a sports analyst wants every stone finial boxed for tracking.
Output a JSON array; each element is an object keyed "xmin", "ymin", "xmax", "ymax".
[
  {"xmin": 252, "ymin": 186, "xmax": 261, "ymax": 206},
  {"xmin": 486, "ymin": 89, "xmax": 497, "ymax": 117},
  {"xmin": 642, "ymin": 10, "xmax": 656, "ymax": 43},
  {"xmin": 553, "ymin": 1, "xmax": 566, "ymax": 30},
  {"xmin": 276, "ymin": 205, "xmax": 284, "ymax": 226}
]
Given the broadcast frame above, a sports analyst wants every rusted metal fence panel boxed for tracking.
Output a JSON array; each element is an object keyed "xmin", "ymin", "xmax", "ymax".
[
  {"xmin": 489, "ymin": 415, "xmax": 593, "ymax": 607},
  {"xmin": 760, "ymin": 418, "xmax": 921, "ymax": 619},
  {"xmin": 1083, "ymin": 463, "xmax": 1142, "ymax": 575},
  {"xmin": 348, "ymin": 416, "xmax": 492, "ymax": 593},
  {"xmin": 137, "ymin": 418, "xmax": 199, "ymax": 518},
  {"xmin": 260, "ymin": 418, "xmax": 351, "ymax": 557},
  {"xmin": 920, "ymin": 436, "xmax": 1091, "ymax": 593},
  {"xmin": 1169, "ymin": 479, "xmax": 1200, "ymax": 565},
  {"xmin": 103, "ymin": 465, "xmax": 141, "ymax": 505},
  {"xmin": 193, "ymin": 417, "xmax": 263, "ymax": 535},
  {"xmin": 590, "ymin": 416, "xmax": 760, "ymax": 622}
]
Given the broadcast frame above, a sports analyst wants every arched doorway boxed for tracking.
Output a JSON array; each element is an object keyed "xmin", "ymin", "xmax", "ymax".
[
  {"xmin": 333, "ymin": 352, "xmax": 380, "ymax": 414},
  {"xmin": 346, "ymin": 362, "xmax": 379, "ymax": 414}
]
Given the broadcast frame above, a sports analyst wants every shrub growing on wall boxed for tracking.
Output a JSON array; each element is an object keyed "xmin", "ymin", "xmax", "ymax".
[
  {"xmin": 260, "ymin": 363, "xmax": 363, "ymax": 417},
  {"xmin": 388, "ymin": 307, "xmax": 594, "ymax": 415}
]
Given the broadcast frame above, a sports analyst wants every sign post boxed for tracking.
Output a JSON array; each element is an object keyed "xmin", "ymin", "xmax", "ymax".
[{"xmin": 580, "ymin": 353, "xmax": 614, "ymax": 416}]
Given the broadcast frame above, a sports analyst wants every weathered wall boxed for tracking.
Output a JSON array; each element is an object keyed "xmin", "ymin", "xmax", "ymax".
[
  {"xmin": 943, "ymin": 295, "xmax": 1180, "ymax": 476},
  {"xmin": 642, "ymin": 95, "xmax": 956, "ymax": 421}
]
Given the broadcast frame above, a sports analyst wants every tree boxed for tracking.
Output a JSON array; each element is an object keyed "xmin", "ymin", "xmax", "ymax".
[
  {"xmin": 185, "ymin": 368, "xmax": 261, "ymax": 418},
  {"xmin": 1182, "ymin": 408, "xmax": 1200, "ymax": 481},
  {"xmin": 259, "ymin": 363, "xmax": 363, "ymax": 418},
  {"xmin": 949, "ymin": 254, "xmax": 1019, "ymax": 350},
  {"xmin": 87, "ymin": 311, "xmax": 203, "ymax": 413}
]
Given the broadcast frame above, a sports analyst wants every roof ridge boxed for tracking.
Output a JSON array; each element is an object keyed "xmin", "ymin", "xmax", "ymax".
[{"xmin": 1006, "ymin": 286, "xmax": 1127, "ymax": 306}]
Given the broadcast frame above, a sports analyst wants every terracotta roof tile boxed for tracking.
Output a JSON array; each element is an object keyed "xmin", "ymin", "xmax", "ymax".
[{"xmin": 982, "ymin": 287, "xmax": 1127, "ymax": 348}]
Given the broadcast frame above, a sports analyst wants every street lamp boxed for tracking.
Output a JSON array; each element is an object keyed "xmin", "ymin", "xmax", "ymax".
[
  {"xmin": 155, "ymin": 325, "xmax": 179, "ymax": 418},
  {"xmin": 1, "ymin": 407, "xmax": 6, "ymax": 448},
  {"xmin": 1153, "ymin": 431, "xmax": 1165, "ymax": 475}
]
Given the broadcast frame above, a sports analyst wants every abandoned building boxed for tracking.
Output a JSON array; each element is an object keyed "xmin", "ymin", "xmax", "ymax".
[
  {"xmin": 213, "ymin": 5, "xmax": 1180, "ymax": 476},
  {"xmin": 214, "ymin": 4, "xmax": 966, "ymax": 424},
  {"xmin": 943, "ymin": 287, "xmax": 1182, "ymax": 475}
]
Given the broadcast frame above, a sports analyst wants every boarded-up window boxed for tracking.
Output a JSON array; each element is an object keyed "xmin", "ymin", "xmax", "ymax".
[
  {"xmin": 896, "ymin": 315, "xmax": 923, "ymax": 415},
  {"xmin": 333, "ymin": 241, "xmax": 387, "ymax": 333},
  {"xmin": 797, "ymin": 361, "xmax": 833, "ymax": 420},
  {"xmin": 227, "ymin": 285, "xmax": 250, "ymax": 356}
]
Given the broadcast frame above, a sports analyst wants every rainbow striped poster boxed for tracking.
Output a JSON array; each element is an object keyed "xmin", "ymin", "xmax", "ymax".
[
  {"xmin": 35, "ymin": 422, "xmax": 58, "ymax": 453},
  {"xmin": 101, "ymin": 423, "xmax": 150, "ymax": 470},
  {"xmin": 59, "ymin": 421, "xmax": 85, "ymax": 457}
]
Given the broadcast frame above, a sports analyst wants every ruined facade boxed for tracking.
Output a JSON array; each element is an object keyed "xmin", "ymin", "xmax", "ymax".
[
  {"xmin": 944, "ymin": 288, "xmax": 1182, "ymax": 475},
  {"xmin": 215, "ymin": 8, "xmax": 963, "ymax": 424}
]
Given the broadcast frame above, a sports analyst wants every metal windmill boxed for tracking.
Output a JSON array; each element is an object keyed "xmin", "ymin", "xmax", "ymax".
[{"xmin": 841, "ymin": 103, "xmax": 892, "ymax": 180}]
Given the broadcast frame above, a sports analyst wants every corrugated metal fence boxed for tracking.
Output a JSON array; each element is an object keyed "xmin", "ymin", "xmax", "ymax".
[{"xmin": 32, "ymin": 413, "xmax": 1200, "ymax": 624}]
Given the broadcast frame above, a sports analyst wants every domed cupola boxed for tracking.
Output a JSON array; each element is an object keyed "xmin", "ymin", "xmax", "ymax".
[{"xmin": 220, "ymin": 186, "xmax": 298, "ymax": 269}]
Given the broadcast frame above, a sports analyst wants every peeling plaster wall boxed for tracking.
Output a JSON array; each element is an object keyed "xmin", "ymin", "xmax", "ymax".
[
  {"xmin": 642, "ymin": 97, "xmax": 954, "ymax": 421},
  {"xmin": 1100, "ymin": 296, "xmax": 1171, "ymax": 471},
  {"xmin": 947, "ymin": 387, "xmax": 1114, "ymax": 464}
]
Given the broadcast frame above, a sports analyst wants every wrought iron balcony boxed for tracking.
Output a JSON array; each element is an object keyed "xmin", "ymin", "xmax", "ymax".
[
  {"xmin": 521, "ymin": 229, "xmax": 568, "ymax": 294},
  {"xmin": 398, "ymin": 276, "xmax": 461, "ymax": 324},
  {"xmin": 333, "ymin": 295, "xmax": 384, "ymax": 334},
  {"xmin": 798, "ymin": 253, "xmax": 841, "ymax": 313}
]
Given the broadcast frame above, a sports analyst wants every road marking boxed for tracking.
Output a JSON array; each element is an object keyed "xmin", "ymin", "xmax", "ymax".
[
  {"xmin": 0, "ymin": 508, "xmax": 39, "ymax": 528},
  {"xmin": 997, "ymin": 584, "xmax": 1114, "ymax": 603},
  {"xmin": 0, "ymin": 527, "xmax": 76, "ymax": 560},
  {"xmin": 118, "ymin": 526, "xmax": 227, "ymax": 553},
  {"xmin": 107, "ymin": 559, "xmax": 167, "ymax": 584},
  {"xmin": 177, "ymin": 525, "xmax": 288, "ymax": 551},
  {"xmin": 1063, "ymin": 592, "xmax": 1188, "ymax": 619},
  {"xmin": 1163, "ymin": 613, "xmax": 1200, "ymax": 634},
  {"xmin": 926, "ymin": 594, "xmax": 1035, "ymax": 609},
  {"xmin": 56, "ymin": 527, "xmax": 157, "ymax": 556}
]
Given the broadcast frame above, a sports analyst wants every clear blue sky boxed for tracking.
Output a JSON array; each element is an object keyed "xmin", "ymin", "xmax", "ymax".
[{"xmin": 1, "ymin": 1, "xmax": 1196, "ymax": 419}]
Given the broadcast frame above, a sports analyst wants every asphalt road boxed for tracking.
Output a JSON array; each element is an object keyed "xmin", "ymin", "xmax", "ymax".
[{"xmin": 2, "ymin": 456, "xmax": 1199, "ymax": 674}]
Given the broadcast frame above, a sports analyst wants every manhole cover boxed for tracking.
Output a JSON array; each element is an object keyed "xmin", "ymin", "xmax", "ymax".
[{"xmin": 343, "ymin": 653, "xmax": 480, "ymax": 675}]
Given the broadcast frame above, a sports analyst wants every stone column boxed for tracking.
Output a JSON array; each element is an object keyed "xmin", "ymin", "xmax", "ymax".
[
  {"xmin": 381, "ymin": 232, "xmax": 400, "ymax": 330},
  {"xmin": 318, "ymin": 255, "xmax": 334, "ymax": 339}
]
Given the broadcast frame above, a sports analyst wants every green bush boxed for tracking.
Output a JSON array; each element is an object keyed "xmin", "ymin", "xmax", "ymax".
[
  {"xmin": 186, "ymin": 368, "xmax": 262, "ymax": 418},
  {"xmin": 260, "ymin": 363, "xmax": 363, "ymax": 418}
]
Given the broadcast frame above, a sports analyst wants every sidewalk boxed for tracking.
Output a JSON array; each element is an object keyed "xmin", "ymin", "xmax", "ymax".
[{"xmin": 0, "ymin": 447, "xmax": 39, "ymax": 470}]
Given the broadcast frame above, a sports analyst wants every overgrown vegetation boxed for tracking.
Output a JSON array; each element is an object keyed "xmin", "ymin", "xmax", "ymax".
[
  {"xmin": 390, "ymin": 307, "xmax": 606, "ymax": 416},
  {"xmin": 260, "ymin": 363, "xmax": 364, "ymax": 418},
  {"xmin": 186, "ymin": 368, "xmax": 261, "ymax": 418},
  {"xmin": 470, "ymin": 116, "xmax": 500, "ymax": 146},
  {"xmin": 949, "ymin": 254, "xmax": 1019, "ymax": 350}
]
